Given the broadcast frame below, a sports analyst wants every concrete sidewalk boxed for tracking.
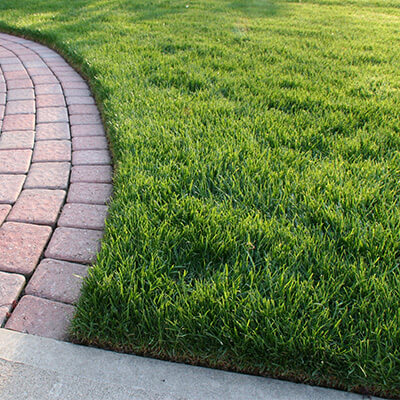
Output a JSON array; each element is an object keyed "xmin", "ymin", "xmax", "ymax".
[{"xmin": 0, "ymin": 329, "xmax": 384, "ymax": 400}]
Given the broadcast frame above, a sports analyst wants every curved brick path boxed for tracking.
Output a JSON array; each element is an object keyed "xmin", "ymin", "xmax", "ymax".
[{"xmin": 0, "ymin": 33, "xmax": 112, "ymax": 340}]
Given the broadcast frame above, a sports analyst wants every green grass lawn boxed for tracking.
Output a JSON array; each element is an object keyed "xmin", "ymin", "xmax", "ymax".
[{"xmin": 1, "ymin": 0, "xmax": 400, "ymax": 396}]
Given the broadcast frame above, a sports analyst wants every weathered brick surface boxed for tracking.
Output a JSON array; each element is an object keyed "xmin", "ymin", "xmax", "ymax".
[
  {"xmin": 7, "ymin": 79, "xmax": 33, "ymax": 89},
  {"xmin": 25, "ymin": 259, "xmax": 88, "ymax": 304},
  {"xmin": 29, "ymin": 67, "xmax": 51, "ymax": 76},
  {"xmin": 0, "ymin": 150, "xmax": 32, "ymax": 174},
  {"xmin": 63, "ymin": 88, "xmax": 91, "ymax": 97},
  {"xmin": 71, "ymin": 124, "xmax": 105, "ymax": 137},
  {"xmin": 31, "ymin": 74, "xmax": 58, "ymax": 85},
  {"xmin": 45, "ymin": 227, "xmax": 103, "ymax": 264},
  {"xmin": 58, "ymin": 203, "xmax": 107, "ymax": 230},
  {"xmin": 0, "ymin": 131, "xmax": 34, "ymax": 150},
  {"xmin": 72, "ymin": 150, "xmax": 111, "ymax": 165},
  {"xmin": 0, "ymin": 271, "xmax": 25, "ymax": 326},
  {"xmin": 0, "ymin": 175, "xmax": 25, "ymax": 204},
  {"xmin": 70, "ymin": 165, "xmax": 112, "ymax": 183},
  {"xmin": 37, "ymin": 106, "xmax": 68, "ymax": 123},
  {"xmin": 8, "ymin": 189, "xmax": 66, "ymax": 226},
  {"xmin": 0, "ymin": 205, "xmax": 11, "ymax": 225},
  {"xmin": 2, "ymin": 114, "xmax": 35, "ymax": 131},
  {"xmin": 66, "ymin": 96, "xmax": 95, "ymax": 105},
  {"xmin": 5, "ymin": 295, "xmax": 75, "ymax": 340},
  {"xmin": 36, "ymin": 122, "xmax": 70, "ymax": 140},
  {"xmin": 68, "ymin": 104, "xmax": 97, "ymax": 114},
  {"xmin": 36, "ymin": 94, "xmax": 66, "ymax": 108},
  {"xmin": 61, "ymin": 80, "xmax": 88, "ymax": 89},
  {"xmin": 24, "ymin": 60, "xmax": 46, "ymax": 68},
  {"xmin": 0, "ymin": 222, "xmax": 52, "ymax": 275},
  {"xmin": 24, "ymin": 162, "xmax": 70, "ymax": 190},
  {"xmin": 5, "ymin": 100, "xmax": 35, "ymax": 114},
  {"xmin": 2, "ymin": 63, "xmax": 24, "ymax": 72},
  {"xmin": 70, "ymin": 114, "xmax": 101, "ymax": 125},
  {"xmin": 7, "ymin": 88, "xmax": 34, "ymax": 101},
  {"xmin": 33, "ymin": 140, "xmax": 71, "ymax": 162},
  {"xmin": 0, "ymin": 57, "xmax": 18, "ymax": 65},
  {"xmin": 72, "ymin": 136, "xmax": 108, "ymax": 150},
  {"xmin": 35, "ymin": 83, "xmax": 62, "ymax": 95},
  {"xmin": 4, "ymin": 71, "xmax": 28, "ymax": 80},
  {"xmin": 67, "ymin": 183, "xmax": 112, "ymax": 205}
]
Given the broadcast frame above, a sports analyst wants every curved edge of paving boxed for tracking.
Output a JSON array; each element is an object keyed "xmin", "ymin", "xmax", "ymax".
[{"xmin": 0, "ymin": 33, "xmax": 112, "ymax": 341}]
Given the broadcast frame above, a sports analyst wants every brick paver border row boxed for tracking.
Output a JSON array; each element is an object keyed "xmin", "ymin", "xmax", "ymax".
[{"xmin": 0, "ymin": 33, "xmax": 112, "ymax": 341}]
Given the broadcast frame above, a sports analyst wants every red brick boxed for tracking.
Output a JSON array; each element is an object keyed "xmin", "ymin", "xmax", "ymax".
[
  {"xmin": 47, "ymin": 63, "xmax": 69, "ymax": 69},
  {"xmin": 7, "ymin": 88, "xmax": 34, "ymax": 101},
  {"xmin": 63, "ymin": 88, "xmax": 91, "ymax": 97},
  {"xmin": 36, "ymin": 94, "xmax": 66, "ymax": 108},
  {"xmin": 66, "ymin": 96, "xmax": 95, "ymax": 105},
  {"xmin": 72, "ymin": 136, "xmax": 108, "ymax": 150},
  {"xmin": 57, "ymin": 71, "xmax": 81, "ymax": 80},
  {"xmin": 28, "ymin": 67, "xmax": 51, "ymax": 76},
  {"xmin": 58, "ymin": 76, "xmax": 83, "ymax": 85},
  {"xmin": 5, "ymin": 100, "xmax": 35, "ymax": 114},
  {"xmin": 72, "ymin": 150, "xmax": 110, "ymax": 165},
  {"xmin": 4, "ymin": 70, "xmax": 28, "ymax": 80},
  {"xmin": 13, "ymin": 48, "xmax": 34, "ymax": 56},
  {"xmin": 58, "ymin": 203, "xmax": 107, "ymax": 230},
  {"xmin": 0, "ymin": 204, "xmax": 11, "ymax": 225},
  {"xmin": 71, "ymin": 124, "xmax": 105, "ymax": 137},
  {"xmin": 0, "ymin": 222, "xmax": 52, "ymax": 275},
  {"xmin": 61, "ymin": 81, "xmax": 88, "ymax": 90},
  {"xmin": 24, "ymin": 162, "xmax": 70, "ymax": 190},
  {"xmin": 0, "ymin": 271, "xmax": 25, "ymax": 325},
  {"xmin": 0, "ymin": 131, "xmax": 34, "ymax": 150},
  {"xmin": 23, "ymin": 60, "xmax": 46, "ymax": 68},
  {"xmin": 25, "ymin": 259, "xmax": 88, "ymax": 304},
  {"xmin": 0, "ymin": 175, "xmax": 25, "ymax": 204},
  {"xmin": 0, "ymin": 57, "xmax": 18, "ymax": 65},
  {"xmin": 2, "ymin": 63, "xmax": 24, "ymax": 72},
  {"xmin": 35, "ymin": 84, "xmax": 62, "ymax": 95},
  {"xmin": 37, "ymin": 106, "xmax": 68, "ymax": 123},
  {"xmin": 0, "ymin": 51, "xmax": 13, "ymax": 58},
  {"xmin": 53, "ymin": 64, "xmax": 77, "ymax": 73},
  {"xmin": 7, "ymin": 189, "xmax": 66, "ymax": 226},
  {"xmin": 52, "ymin": 66, "xmax": 73, "ymax": 73},
  {"xmin": 5, "ymin": 295, "xmax": 75, "ymax": 340},
  {"xmin": 68, "ymin": 104, "xmax": 97, "ymax": 114},
  {"xmin": 36, "ymin": 122, "xmax": 70, "ymax": 140},
  {"xmin": 45, "ymin": 227, "xmax": 103, "ymax": 264},
  {"xmin": 18, "ymin": 54, "xmax": 41, "ymax": 62},
  {"xmin": 70, "ymin": 114, "xmax": 101, "ymax": 125},
  {"xmin": 7, "ymin": 79, "xmax": 33, "ymax": 89},
  {"xmin": 33, "ymin": 140, "xmax": 71, "ymax": 162},
  {"xmin": 0, "ymin": 150, "xmax": 32, "ymax": 173},
  {"xmin": 70, "ymin": 165, "xmax": 112, "ymax": 183},
  {"xmin": 54, "ymin": 67, "xmax": 78, "ymax": 74},
  {"xmin": 67, "ymin": 183, "xmax": 112, "ymax": 205},
  {"xmin": 31, "ymin": 74, "xmax": 58, "ymax": 85},
  {"xmin": 2, "ymin": 114, "xmax": 35, "ymax": 131},
  {"xmin": 45, "ymin": 58, "xmax": 67, "ymax": 64}
]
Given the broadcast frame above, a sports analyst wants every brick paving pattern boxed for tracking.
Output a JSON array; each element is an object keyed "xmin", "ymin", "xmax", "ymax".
[{"xmin": 0, "ymin": 33, "xmax": 111, "ymax": 341}]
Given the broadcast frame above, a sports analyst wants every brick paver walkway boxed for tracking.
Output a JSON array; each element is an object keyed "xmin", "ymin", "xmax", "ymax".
[{"xmin": 0, "ymin": 33, "xmax": 112, "ymax": 340}]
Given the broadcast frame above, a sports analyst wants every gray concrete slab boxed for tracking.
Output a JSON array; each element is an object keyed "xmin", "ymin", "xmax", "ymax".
[{"xmin": 0, "ymin": 328, "xmax": 384, "ymax": 400}]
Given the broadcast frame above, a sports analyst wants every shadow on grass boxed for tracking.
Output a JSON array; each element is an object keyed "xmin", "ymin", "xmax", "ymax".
[
  {"xmin": 0, "ymin": 0, "xmax": 282, "ymax": 27},
  {"xmin": 227, "ymin": 0, "xmax": 281, "ymax": 17}
]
